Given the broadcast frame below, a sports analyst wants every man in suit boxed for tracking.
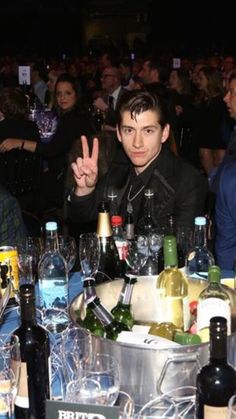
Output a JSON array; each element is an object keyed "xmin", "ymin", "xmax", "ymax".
[
  {"xmin": 93, "ymin": 65, "xmax": 126, "ymax": 131},
  {"xmin": 0, "ymin": 184, "xmax": 26, "ymax": 246}
]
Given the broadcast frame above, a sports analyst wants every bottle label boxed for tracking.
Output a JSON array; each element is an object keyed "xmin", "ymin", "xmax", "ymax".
[
  {"xmin": 115, "ymin": 240, "xmax": 128, "ymax": 261},
  {"xmin": 15, "ymin": 362, "xmax": 29, "ymax": 408},
  {"xmin": 197, "ymin": 298, "xmax": 231, "ymax": 334},
  {"xmin": 156, "ymin": 291, "xmax": 190, "ymax": 331},
  {"xmin": 39, "ymin": 277, "xmax": 68, "ymax": 309},
  {"xmin": 204, "ymin": 404, "xmax": 228, "ymax": 418}
]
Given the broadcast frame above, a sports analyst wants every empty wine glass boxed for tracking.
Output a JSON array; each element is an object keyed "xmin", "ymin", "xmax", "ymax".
[
  {"xmin": 61, "ymin": 326, "xmax": 92, "ymax": 383},
  {"xmin": 58, "ymin": 235, "xmax": 77, "ymax": 272},
  {"xmin": 228, "ymin": 394, "xmax": 236, "ymax": 418},
  {"xmin": 65, "ymin": 353, "xmax": 120, "ymax": 407},
  {"xmin": 79, "ymin": 233, "xmax": 100, "ymax": 279},
  {"xmin": 125, "ymin": 235, "xmax": 148, "ymax": 276},
  {"xmin": 0, "ymin": 334, "xmax": 21, "ymax": 419}
]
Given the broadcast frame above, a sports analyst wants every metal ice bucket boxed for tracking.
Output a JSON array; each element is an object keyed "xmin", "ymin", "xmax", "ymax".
[{"xmin": 69, "ymin": 276, "xmax": 236, "ymax": 408}]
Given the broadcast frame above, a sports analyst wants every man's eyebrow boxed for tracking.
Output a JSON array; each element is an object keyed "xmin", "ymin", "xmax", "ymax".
[{"xmin": 121, "ymin": 124, "xmax": 158, "ymax": 129}]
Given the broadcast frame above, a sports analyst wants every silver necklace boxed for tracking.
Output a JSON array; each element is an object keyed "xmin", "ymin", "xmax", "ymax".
[{"xmin": 127, "ymin": 184, "xmax": 145, "ymax": 214}]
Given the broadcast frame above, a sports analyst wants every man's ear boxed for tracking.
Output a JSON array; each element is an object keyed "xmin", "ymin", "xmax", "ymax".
[
  {"xmin": 116, "ymin": 125, "xmax": 122, "ymax": 143},
  {"xmin": 161, "ymin": 124, "xmax": 170, "ymax": 143}
]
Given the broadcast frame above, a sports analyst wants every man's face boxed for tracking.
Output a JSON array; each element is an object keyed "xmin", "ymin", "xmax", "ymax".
[
  {"xmin": 224, "ymin": 79, "xmax": 236, "ymax": 119},
  {"xmin": 138, "ymin": 61, "xmax": 158, "ymax": 84},
  {"xmin": 101, "ymin": 67, "xmax": 119, "ymax": 93},
  {"xmin": 117, "ymin": 110, "xmax": 169, "ymax": 174}
]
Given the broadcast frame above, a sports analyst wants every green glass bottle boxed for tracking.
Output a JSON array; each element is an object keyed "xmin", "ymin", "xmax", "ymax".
[
  {"xmin": 197, "ymin": 265, "xmax": 231, "ymax": 343},
  {"xmin": 82, "ymin": 278, "xmax": 105, "ymax": 337},
  {"xmin": 173, "ymin": 331, "xmax": 201, "ymax": 345},
  {"xmin": 156, "ymin": 235, "xmax": 190, "ymax": 331},
  {"xmin": 111, "ymin": 276, "xmax": 137, "ymax": 330},
  {"xmin": 87, "ymin": 297, "xmax": 129, "ymax": 341}
]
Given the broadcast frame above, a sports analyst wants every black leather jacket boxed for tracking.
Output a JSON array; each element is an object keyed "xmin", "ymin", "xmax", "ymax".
[{"xmin": 68, "ymin": 146, "xmax": 208, "ymax": 232}]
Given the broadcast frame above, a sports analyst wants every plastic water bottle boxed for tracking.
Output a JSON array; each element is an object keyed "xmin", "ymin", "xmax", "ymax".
[
  {"xmin": 38, "ymin": 221, "xmax": 69, "ymax": 332},
  {"xmin": 185, "ymin": 216, "xmax": 214, "ymax": 280}
]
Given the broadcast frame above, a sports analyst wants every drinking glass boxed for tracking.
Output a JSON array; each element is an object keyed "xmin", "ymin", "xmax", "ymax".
[
  {"xmin": 228, "ymin": 394, "xmax": 236, "ymax": 418},
  {"xmin": 0, "ymin": 335, "xmax": 21, "ymax": 419},
  {"xmin": 140, "ymin": 233, "xmax": 163, "ymax": 276},
  {"xmin": 61, "ymin": 326, "xmax": 92, "ymax": 383},
  {"xmin": 79, "ymin": 233, "xmax": 100, "ymax": 278},
  {"xmin": 18, "ymin": 236, "xmax": 42, "ymax": 284},
  {"xmin": 58, "ymin": 235, "xmax": 77, "ymax": 272},
  {"xmin": 125, "ymin": 235, "xmax": 148, "ymax": 276},
  {"xmin": 65, "ymin": 353, "xmax": 120, "ymax": 407}
]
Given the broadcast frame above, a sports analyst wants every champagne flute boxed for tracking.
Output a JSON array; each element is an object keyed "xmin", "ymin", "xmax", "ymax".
[
  {"xmin": 58, "ymin": 235, "xmax": 77, "ymax": 272},
  {"xmin": 0, "ymin": 334, "xmax": 21, "ymax": 419},
  {"xmin": 79, "ymin": 233, "xmax": 100, "ymax": 279}
]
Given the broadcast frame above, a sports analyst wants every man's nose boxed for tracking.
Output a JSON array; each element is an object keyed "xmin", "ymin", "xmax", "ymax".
[
  {"xmin": 224, "ymin": 91, "xmax": 230, "ymax": 103},
  {"xmin": 133, "ymin": 131, "xmax": 143, "ymax": 148}
]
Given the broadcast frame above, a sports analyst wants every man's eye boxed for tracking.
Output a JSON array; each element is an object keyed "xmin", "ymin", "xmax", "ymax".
[
  {"xmin": 123, "ymin": 128, "xmax": 133, "ymax": 134},
  {"xmin": 145, "ymin": 129, "xmax": 154, "ymax": 134}
]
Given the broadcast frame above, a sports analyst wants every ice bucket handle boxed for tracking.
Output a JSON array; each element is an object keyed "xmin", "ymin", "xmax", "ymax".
[{"xmin": 156, "ymin": 352, "xmax": 201, "ymax": 395}]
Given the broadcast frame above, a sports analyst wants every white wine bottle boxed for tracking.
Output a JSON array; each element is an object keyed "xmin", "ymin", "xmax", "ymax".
[
  {"xmin": 156, "ymin": 235, "xmax": 190, "ymax": 331},
  {"xmin": 197, "ymin": 265, "xmax": 231, "ymax": 343}
]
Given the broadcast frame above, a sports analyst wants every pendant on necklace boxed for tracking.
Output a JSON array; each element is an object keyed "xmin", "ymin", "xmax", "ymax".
[{"xmin": 127, "ymin": 201, "xmax": 133, "ymax": 214}]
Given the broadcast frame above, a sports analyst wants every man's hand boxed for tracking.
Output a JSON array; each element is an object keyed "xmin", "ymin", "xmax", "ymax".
[
  {"xmin": 71, "ymin": 136, "xmax": 99, "ymax": 197},
  {"xmin": 93, "ymin": 97, "xmax": 108, "ymax": 112},
  {"xmin": 0, "ymin": 139, "xmax": 22, "ymax": 152}
]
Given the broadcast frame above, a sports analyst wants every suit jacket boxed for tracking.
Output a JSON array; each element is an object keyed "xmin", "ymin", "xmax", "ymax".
[
  {"xmin": 215, "ymin": 160, "xmax": 236, "ymax": 269},
  {"xmin": 103, "ymin": 86, "xmax": 126, "ymax": 127},
  {"xmin": 68, "ymin": 146, "xmax": 208, "ymax": 233}
]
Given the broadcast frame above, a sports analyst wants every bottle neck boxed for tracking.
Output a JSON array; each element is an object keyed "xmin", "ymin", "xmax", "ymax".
[
  {"xmin": 45, "ymin": 230, "xmax": 59, "ymax": 251},
  {"xmin": 144, "ymin": 197, "xmax": 154, "ymax": 226},
  {"xmin": 119, "ymin": 280, "xmax": 136, "ymax": 305},
  {"xmin": 194, "ymin": 225, "xmax": 207, "ymax": 247},
  {"xmin": 91, "ymin": 301, "xmax": 114, "ymax": 327},
  {"xmin": 210, "ymin": 333, "xmax": 227, "ymax": 362},
  {"xmin": 20, "ymin": 297, "xmax": 37, "ymax": 325},
  {"xmin": 84, "ymin": 284, "xmax": 97, "ymax": 304}
]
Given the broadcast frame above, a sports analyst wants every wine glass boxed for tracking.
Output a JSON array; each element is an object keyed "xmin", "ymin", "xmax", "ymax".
[
  {"xmin": 0, "ymin": 334, "xmax": 21, "ymax": 419},
  {"xmin": 61, "ymin": 326, "xmax": 92, "ymax": 383},
  {"xmin": 140, "ymin": 233, "xmax": 163, "ymax": 276},
  {"xmin": 65, "ymin": 353, "xmax": 120, "ymax": 407},
  {"xmin": 58, "ymin": 235, "xmax": 77, "ymax": 272},
  {"xmin": 125, "ymin": 235, "xmax": 148, "ymax": 277},
  {"xmin": 79, "ymin": 233, "xmax": 100, "ymax": 279},
  {"xmin": 228, "ymin": 394, "xmax": 236, "ymax": 418}
]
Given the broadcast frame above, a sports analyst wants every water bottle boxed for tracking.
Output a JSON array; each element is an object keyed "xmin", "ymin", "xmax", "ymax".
[{"xmin": 38, "ymin": 221, "xmax": 69, "ymax": 333}]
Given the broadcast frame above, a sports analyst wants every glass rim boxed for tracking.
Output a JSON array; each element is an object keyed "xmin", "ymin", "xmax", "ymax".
[{"xmin": 0, "ymin": 334, "xmax": 19, "ymax": 349}]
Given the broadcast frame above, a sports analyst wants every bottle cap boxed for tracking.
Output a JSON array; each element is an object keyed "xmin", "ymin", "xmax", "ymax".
[
  {"xmin": 174, "ymin": 331, "xmax": 201, "ymax": 345},
  {"xmin": 111, "ymin": 215, "xmax": 123, "ymax": 226},
  {"xmin": 46, "ymin": 221, "xmax": 57, "ymax": 231},
  {"xmin": 208, "ymin": 265, "xmax": 221, "ymax": 283},
  {"xmin": 124, "ymin": 275, "xmax": 137, "ymax": 285},
  {"xmin": 194, "ymin": 216, "xmax": 206, "ymax": 226}
]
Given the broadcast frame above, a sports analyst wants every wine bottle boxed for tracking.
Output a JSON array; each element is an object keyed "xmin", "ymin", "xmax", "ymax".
[
  {"xmin": 111, "ymin": 276, "xmax": 137, "ymax": 330},
  {"xmin": 96, "ymin": 201, "xmax": 123, "ymax": 284},
  {"xmin": 156, "ymin": 235, "xmax": 190, "ymax": 331},
  {"xmin": 14, "ymin": 284, "xmax": 50, "ymax": 419},
  {"xmin": 197, "ymin": 265, "xmax": 231, "ymax": 343},
  {"xmin": 87, "ymin": 297, "xmax": 129, "ymax": 340},
  {"xmin": 111, "ymin": 215, "xmax": 128, "ymax": 274},
  {"xmin": 125, "ymin": 211, "xmax": 135, "ymax": 241},
  {"xmin": 196, "ymin": 316, "xmax": 236, "ymax": 418},
  {"xmin": 185, "ymin": 216, "xmax": 214, "ymax": 280},
  {"xmin": 148, "ymin": 322, "xmax": 201, "ymax": 344},
  {"xmin": 38, "ymin": 221, "xmax": 69, "ymax": 332},
  {"xmin": 82, "ymin": 278, "xmax": 105, "ymax": 337}
]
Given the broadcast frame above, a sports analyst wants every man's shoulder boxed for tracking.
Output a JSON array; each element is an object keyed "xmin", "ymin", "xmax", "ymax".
[{"xmin": 220, "ymin": 160, "xmax": 236, "ymax": 186}]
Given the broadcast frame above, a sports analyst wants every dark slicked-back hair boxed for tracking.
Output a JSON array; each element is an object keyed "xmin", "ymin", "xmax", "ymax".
[{"xmin": 117, "ymin": 89, "xmax": 170, "ymax": 129}]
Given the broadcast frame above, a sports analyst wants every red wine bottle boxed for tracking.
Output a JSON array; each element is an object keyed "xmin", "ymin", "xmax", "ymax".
[{"xmin": 14, "ymin": 284, "xmax": 50, "ymax": 419}]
